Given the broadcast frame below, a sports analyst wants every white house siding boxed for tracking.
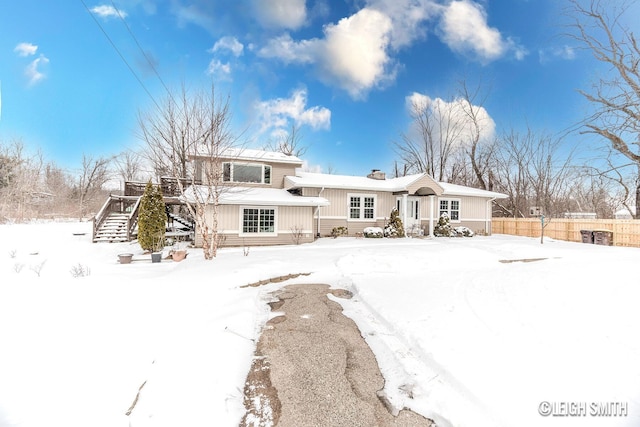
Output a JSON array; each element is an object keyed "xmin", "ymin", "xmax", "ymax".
[
  {"xmin": 418, "ymin": 195, "xmax": 494, "ymax": 234},
  {"xmin": 270, "ymin": 163, "xmax": 298, "ymax": 188},
  {"xmin": 196, "ymin": 204, "xmax": 315, "ymax": 247},
  {"xmin": 314, "ymin": 189, "xmax": 395, "ymax": 236}
]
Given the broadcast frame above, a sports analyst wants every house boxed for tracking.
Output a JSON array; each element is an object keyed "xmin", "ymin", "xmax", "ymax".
[
  {"xmin": 614, "ymin": 206, "xmax": 636, "ymax": 219},
  {"xmin": 184, "ymin": 149, "xmax": 507, "ymax": 247}
]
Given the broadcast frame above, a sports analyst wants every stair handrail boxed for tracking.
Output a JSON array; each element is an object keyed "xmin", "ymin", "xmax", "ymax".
[
  {"xmin": 93, "ymin": 195, "xmax": 116, "ymax": 242},
  {"xmin": 127, "ymin": 196, "xmax": 142, "ymax": 242}
]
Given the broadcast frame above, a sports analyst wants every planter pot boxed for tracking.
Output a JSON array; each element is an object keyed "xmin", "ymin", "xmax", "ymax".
[
  {"xmin": 151, "ymin": 252, "xmax": 163, "ymax": 263},
  {"xmin": 171, "ymin": 250, "xmax": 187, "ymax": 262},
  {"xmin": 118, "ymin": 253, "xmax": 133, "ymax": 264}
]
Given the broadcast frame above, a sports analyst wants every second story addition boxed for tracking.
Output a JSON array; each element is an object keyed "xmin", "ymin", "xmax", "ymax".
[{"xmin": 192, "ymin": 148, "xmax": 304, "ymax": 189}]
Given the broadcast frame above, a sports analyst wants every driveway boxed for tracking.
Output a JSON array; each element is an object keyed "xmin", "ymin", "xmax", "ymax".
[{"xmin": 240, "ymin": 283, "xmax": 433, "ymax": 427}]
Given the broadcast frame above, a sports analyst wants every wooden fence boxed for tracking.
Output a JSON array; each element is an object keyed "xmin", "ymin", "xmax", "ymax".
[{"xmin": 492, "ymin": 217, "xmax": 640, "ymax": 248}]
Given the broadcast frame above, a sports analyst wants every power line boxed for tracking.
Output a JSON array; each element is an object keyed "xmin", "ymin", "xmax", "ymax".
[
  {"xmin": 110, "ymin": 0, "xmax": 175, "ymax": 104},
  {"xmin": 79, "ymin": 0, "xmax": 161, "ymax": 111}
]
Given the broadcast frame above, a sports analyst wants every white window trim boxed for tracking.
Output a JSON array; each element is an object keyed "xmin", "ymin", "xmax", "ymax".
[
  {"xmin": 347, "ymin": 193, "xmax": 377, "ymax": 222},
  {"xmin": 224, "ymin": 162, "xmax": 272, "ymax": 185},
  {"xmin": 239, "ymin": 206, "xmax": 278, "ymax": 236},
  {"xmin": 438, "ymin": 198, "xmax": 461, "ymax": 223}
]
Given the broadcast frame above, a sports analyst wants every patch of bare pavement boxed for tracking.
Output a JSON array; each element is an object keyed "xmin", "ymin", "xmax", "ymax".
[{"xmin": 240, "ymin": 284, "xmax": 434, "ymax": 427}]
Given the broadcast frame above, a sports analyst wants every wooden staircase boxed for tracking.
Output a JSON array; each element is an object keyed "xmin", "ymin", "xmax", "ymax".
[
  {"xmin": 93, "ymin": 212, "xmax": 132, "ymax": 243},
  {"xmin": 92, "ymin": 181, "xmax": 196, "ymax": 243},
  {"xmin": 92, "ymin": 194, "xmax": 141, "ymax": 243}
]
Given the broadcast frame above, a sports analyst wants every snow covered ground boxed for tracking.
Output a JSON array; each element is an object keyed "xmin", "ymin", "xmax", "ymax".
[{"xmin": 0, "ymin": 221, "xmax": 638, "ymax": 427}]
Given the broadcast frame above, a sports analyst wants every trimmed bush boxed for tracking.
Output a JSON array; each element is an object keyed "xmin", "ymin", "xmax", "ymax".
[
  {"xmin": 138, "ymin": 181, "xmax": 167, "ymax": 252},
  {"xmin": 384, "ymin": 208, "xmax": 405, "ymax": 238},
  {"xmin": 331, "ymin": 226, "xmax": 348, "ymax": 238},
  {"xmin": 363, "ymin": 226, "xmax": 384, "ymax": 238},
  {"xmin": 452, "ymin": 226, "xmax": 474, "ymax": 237},
  {"xmin": 433, "ymin": 213, "xmax": 452, "ymax": 237}
]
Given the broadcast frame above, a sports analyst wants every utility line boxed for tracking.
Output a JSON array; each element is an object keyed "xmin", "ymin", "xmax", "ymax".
[
  {"xmin": 79, "ymin": 0, "xmax": 161, "ymax": 111},
  {"xmin": 110, "ymin": 0, "xmax": 176, "ymax": 105}
]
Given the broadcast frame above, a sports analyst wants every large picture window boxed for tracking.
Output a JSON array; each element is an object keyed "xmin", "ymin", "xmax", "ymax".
[
  {"xmin": 223, "ymin": 163, "xmax": 272, "ymax": 184},
  {"xmin": 439, "ymin": 199, "xmax": 460, "ymax": 221},
  {"xmin": 348, "ymin": 194, "xmax": 376, "ymax": 220},
  {"xmin": 242, "ymin": 208, "xmax": 276, "ymax": 234}
]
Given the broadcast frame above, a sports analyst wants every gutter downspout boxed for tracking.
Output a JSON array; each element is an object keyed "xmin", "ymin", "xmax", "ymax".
[
  {"xmin": 486, "ymin": 197, "xmax": 496, "ymax": 235},
  {"xmin": 402, "ymin": 193, "xmax": 408, "ymax": 237},
  {"xmin": 316, "ymin": 187, "xmax": 325, "ymax": 239},
  {"xmin": 429, "ymin": 195, "xmax": 435, "ymax": 237}
]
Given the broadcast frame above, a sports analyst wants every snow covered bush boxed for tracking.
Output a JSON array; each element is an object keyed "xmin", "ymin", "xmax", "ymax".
[
  {"xmin": 363, "ymin": 226, "xmax": 384, "ymax": 238},
  {"xmin": 452, "ymin": 226, "xmax": 474, "ymax": 237},
  {"xmin": 330, "ymin": 226, "xmax": 348, "ymax": 238},
  {"xmin": 384, "ymin": 208, "xmax": 405, "ymax": 238},
  {"xmin": 433, "ymin": 213, "xmax": 452, "ymax": 237}
]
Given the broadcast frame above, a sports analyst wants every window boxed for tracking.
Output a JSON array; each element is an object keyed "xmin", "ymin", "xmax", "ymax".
[
  {"xmin": 223, "ymin": 163, "xmax": 272, "ymax": 184},
  {"xmin": 242, "ymin": 208, "xmax": 276, "ymax": 234},
  {"xmin": 439, "ymin": 199, "xmax": 460, "ymax": 221},
  {"xmin": 348, "ymin": 194, "xmax": 376, "ymax": 220}
]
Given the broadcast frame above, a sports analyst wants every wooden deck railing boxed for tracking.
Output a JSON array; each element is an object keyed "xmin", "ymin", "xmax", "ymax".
[
  {"xmin": 124, "ymin": 177, "xmax": 201, "ymax": 197},
  {"xmin": 92, "ymin": 194, "xmax": 141, "ymax": 242}
]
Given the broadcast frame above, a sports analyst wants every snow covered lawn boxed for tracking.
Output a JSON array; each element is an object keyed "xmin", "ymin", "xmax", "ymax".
[{"xmin": 0, "ymin": 221, "xmax": 638, "ymax": 427}]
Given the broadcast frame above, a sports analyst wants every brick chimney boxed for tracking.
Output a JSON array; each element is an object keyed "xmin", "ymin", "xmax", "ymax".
[{"xmin": 367, "ymin": 169, "xmax": 386, "ymax": 180}]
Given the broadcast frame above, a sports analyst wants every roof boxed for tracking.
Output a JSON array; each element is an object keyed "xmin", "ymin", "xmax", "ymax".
[
  {"xmin": 286, "ymin": 171, "xmax": 507, "ymax": 199},
  {"xmin": 192, "ymin": 147, "xmax": 304, "ymax": 165},
  {"xmin": 181, "ymin": 185, "xmax": 329, "ymax": 207},
  {"xmin": 285, "ymin": 171, "xmax": 431, "ymax": 192},
  {"xmin": 438, "ymin": 182, "xmax": 508, "ymax": 199}
]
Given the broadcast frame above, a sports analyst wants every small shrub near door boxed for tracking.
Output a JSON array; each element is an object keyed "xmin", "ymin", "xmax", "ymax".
[
  {"xmin": 384, "ymin": 208, "xmax": 405, "ymax": 237},
  {"xmin": 330, "ymin": 226, "xmax": 348, "ymax": 238},
  {"xmin": 434, "ymin": 213, "xmax": 452, "ymax": 237}
]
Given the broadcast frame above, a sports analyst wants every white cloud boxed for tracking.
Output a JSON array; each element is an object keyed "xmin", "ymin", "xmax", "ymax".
[
  {"xmin": 438, "ymin": 0, "xmax": 524, "ymax": 63},
  {"xmin": 26, "ymin": 55, "xmax": 49, "ymax": 86},
  {"xmin": 317, "ymin": 8, "xmax": 394, "ymax": 98},
  {"xmin": 259, "ymin": 8, "xmax": 395, "ymax": 99},
  {"xmin": 174, "ymin": 3, "xmax": 214, "ymax": 30},
  {"xmin": 539, "ymin": 45, "xmax": 576, "ymax": 64},
  {"xmin": 258, "ymin": 34, "xmax": 318, "ymax": 64},
  {"xmin": 253, "ymin": 0, "xmax": 307, "ymax": 30},
  {"xmin": 14, "ymin": 42, "xmax": 38, "ymax": 57},
  {"xmin": 365, "ymin": 0, "xmax": 439, "ymax": 49},
  {"xmin": 91, "ymin": 4, "xmax": 127, "ymax": 18},
  {"xmin": 210, "ymin": 36, "xmax": 244, "ymax": 57},
  {"xmin": 406, "ymin": 91, "xmax": 495, "ymax": 146},
  {"xmin": 254, "ymin": 88, "xmax": 331, "ymax": 137},
  {"xmin": 206, "ymin": 60, "xmax": 232, "ymax": 80}
]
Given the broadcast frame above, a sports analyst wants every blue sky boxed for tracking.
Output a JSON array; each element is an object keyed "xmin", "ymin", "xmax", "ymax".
[{"xmin": 0, "ymin": 0, "xmax": 602, "ymax": 176}]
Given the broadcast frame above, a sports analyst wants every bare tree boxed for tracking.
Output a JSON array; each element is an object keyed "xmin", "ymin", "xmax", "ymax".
[
  {"xmin": 137, "ymin": 83, "xmax": 240, "ymax": 260},
  {"xmin": 493, "ymin": 128, "xmax": 576, "ymax": 218},
  {"xmin": 44, "ymin": 162, "xmax": 74, "ymax": 216},
  {"xmin": 568, "ymin": 168, "xmax": 618, "ymax": 217},
  {"xmin": 567, "ymin": 0, "xmax": 640, "ymax": 217},
  {"xmin": 114, "ymin": 150, "xmax": 144, "ymax": 184},
  {"xmin": 0, "ymin": 140, "xmax": 45, "ymax": 221},
  {"xmin": 458, "ymin": 80, "xmax": 497, "ymax": 190},
  {"xmin": 74, "ymin": 154, "xmax": 112, "ymax": 219},
  {"xmin": 394, "ymin": 94, "xmax": 465, "ymax": 180},
  {"xmin": 137, "ymin": 83, "xmax": 195, "ymax": 181},
  {"xmin": 265, "ymin": 124, "xmax": 308, "ymax": 157}
]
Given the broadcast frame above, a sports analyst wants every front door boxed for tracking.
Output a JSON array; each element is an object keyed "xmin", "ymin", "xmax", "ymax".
[{"xmin": 397, "ymin": 197, "xmax": 421, "ymax": 233}]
